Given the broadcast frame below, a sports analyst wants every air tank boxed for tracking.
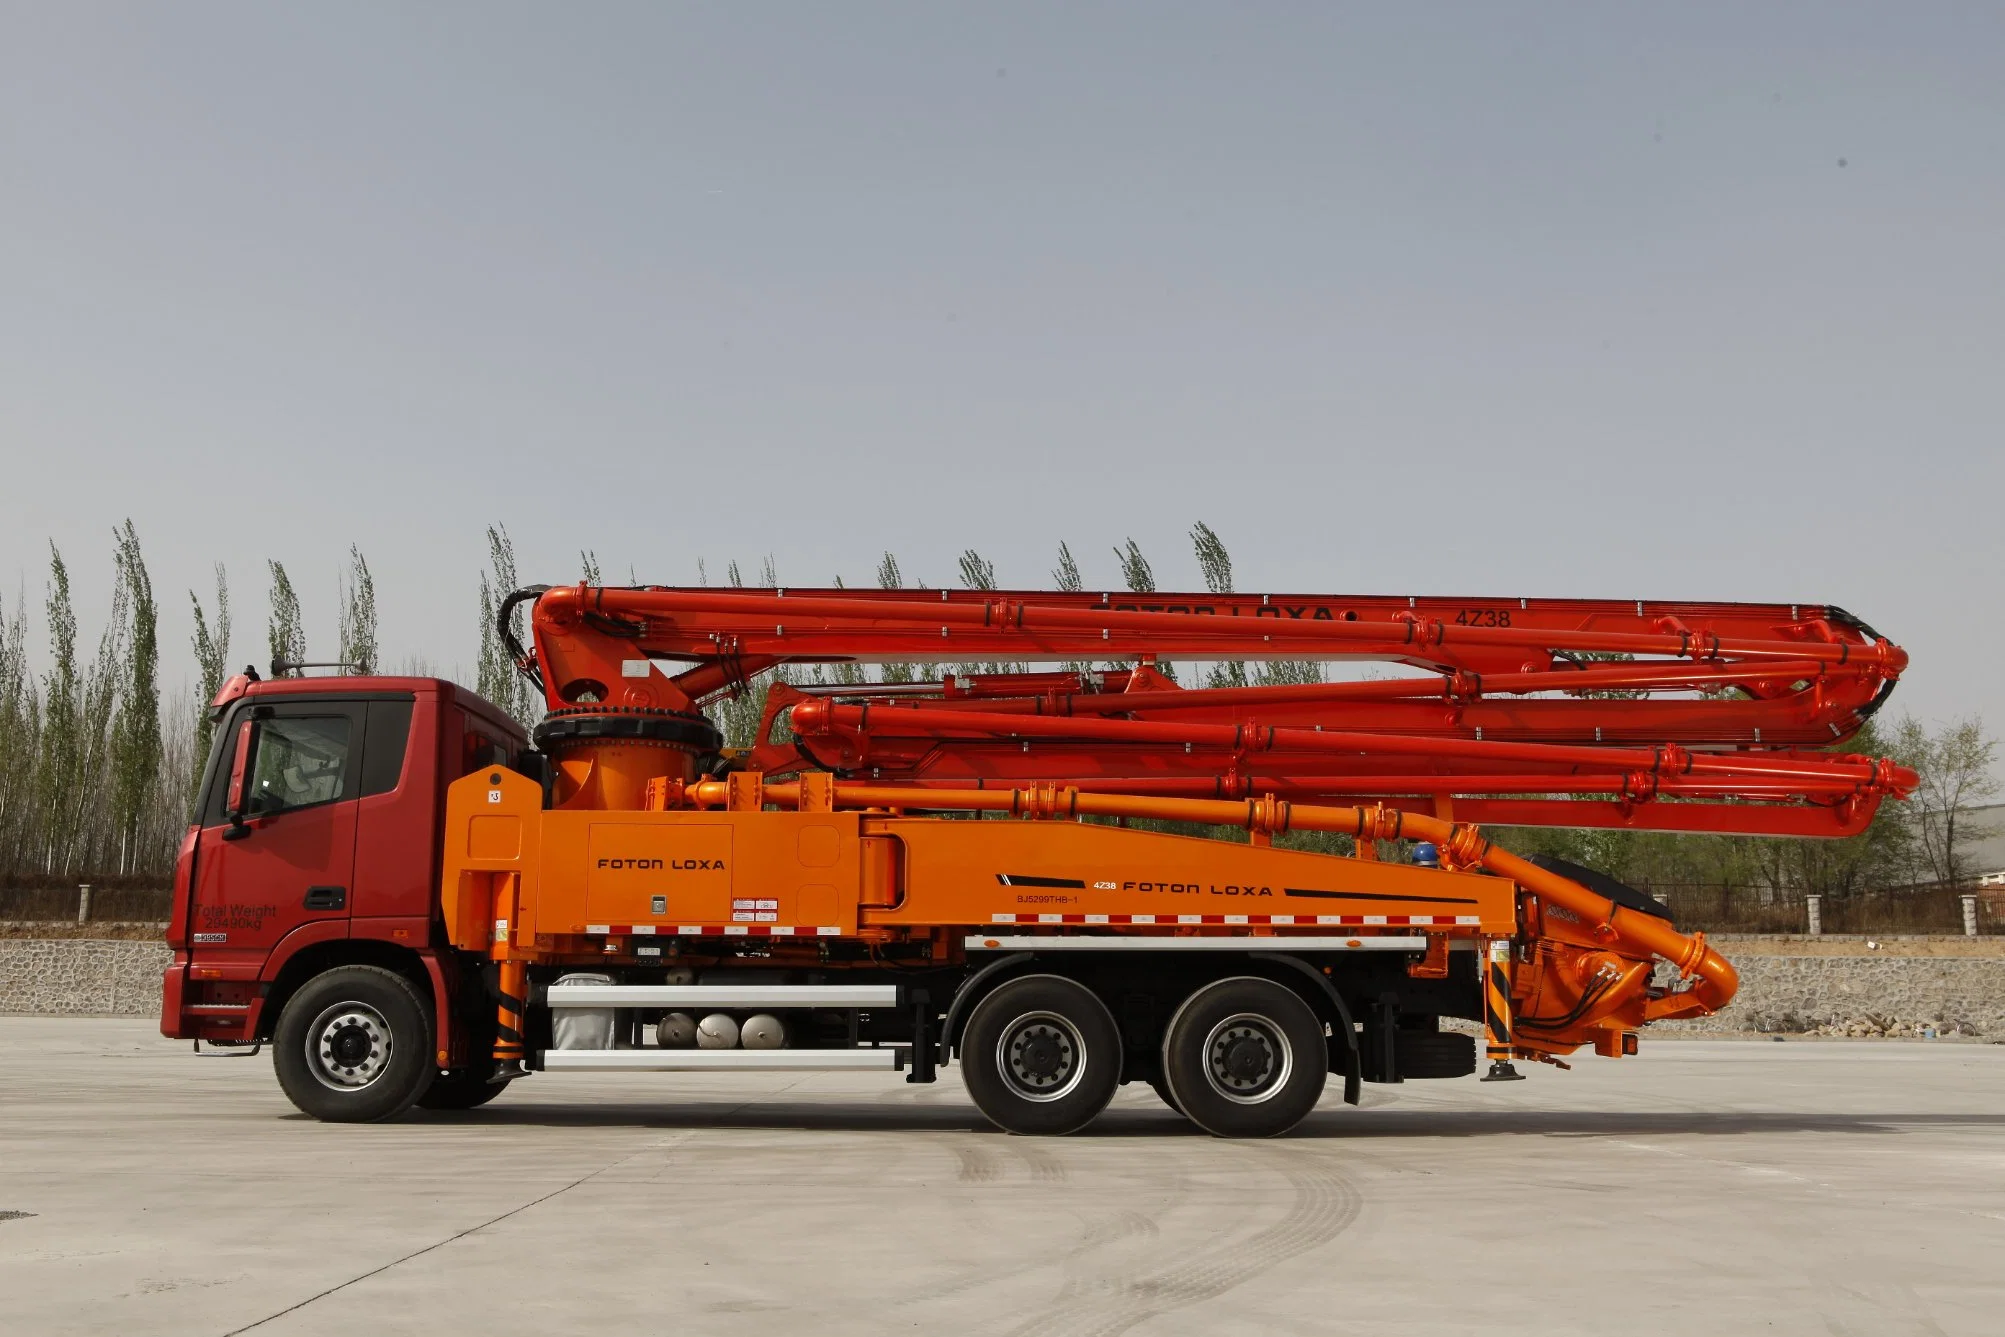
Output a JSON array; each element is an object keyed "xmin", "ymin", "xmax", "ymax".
[
  {"xmin": 739, "ymin": 1014, "xmax": 789, "ymax": 1049},
  {"xmin": 654, "ymin": 1011, "xmax": 698, "ymax": 1048},
  {"xmin": 696, "ymin": 1013, "xmax": 741, "ymax": 1049}
]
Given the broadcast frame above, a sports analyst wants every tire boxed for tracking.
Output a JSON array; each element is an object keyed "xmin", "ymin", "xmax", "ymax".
[
  {"xmin": 1161, "ymin": 976, "xmax": 1328, "ymax": 1138},
  {"xmin": 416, "ymin": 1066, "xmax": 508, "ymax": 1111},
  {"xmin": 273, "ymin": 965, "xmax": 437, "ymax": 1122},
  {"xmin": 1147, "ymin": 1073, "xmax": 1189, "ymax": 1118},
  {"xmin": 960, "ymin": 975, "xmax": 1123, "ymax": 1136},
  {"xmin": 1398, "ymin": 1030, "xmax": 1477, "ymax": 1080}
]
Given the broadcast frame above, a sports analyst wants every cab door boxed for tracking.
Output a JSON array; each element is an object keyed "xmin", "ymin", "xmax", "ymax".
[{"xmin": 188, "ymin": 701, "xmax": 364, "ymax": 963}]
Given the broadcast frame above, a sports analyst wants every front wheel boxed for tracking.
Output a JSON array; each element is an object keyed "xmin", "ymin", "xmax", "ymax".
[
  {"xmin": 1161, "ymin": 977, "xmax": 1327, "ymax": 1138},
  {"xmin": 960, "ymin": 975, "xmax": 1122, "ymax": 1135},
  {"xmin": 273, "ymin": 966, "xmax": 437, "ymax": 1122}
]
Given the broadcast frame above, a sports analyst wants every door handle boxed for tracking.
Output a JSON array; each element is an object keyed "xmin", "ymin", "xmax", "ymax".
[{"xmin": 304, "ymin": 886, "xmax": 347, "ymax": 911}]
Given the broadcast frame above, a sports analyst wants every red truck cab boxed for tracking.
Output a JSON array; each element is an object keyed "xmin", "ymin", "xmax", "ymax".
[{"xmin": 162, "ymin": 676, "xmax": 523, "ymax": 1074}]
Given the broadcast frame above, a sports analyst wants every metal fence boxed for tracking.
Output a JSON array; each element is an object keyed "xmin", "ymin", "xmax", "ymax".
[
  {"xmin": 1650, "ymin": 883, "xmax": 2001, "ymax": 936},
  {"xmin": 0, "ymin": 884, "xmax": 173, "ymax": 923}
]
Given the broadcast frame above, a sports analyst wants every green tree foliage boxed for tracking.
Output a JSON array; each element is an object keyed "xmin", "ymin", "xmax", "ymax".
[
  {"xmin": 956, "ymin": 550, "xmax": 1020, "ymax": 677},
  {"xmin": 1893, "ymin": 714, "xmax": 1999, "ymax": 885},
  {"xmin": 109, "ymin": 522, "xmax": 162, "ymax": 874},
  {"xmin": 1112, "ymin": 537, "xmax": 1175, "ymax": 683},
  {"xmin": 34, "ymin": 546, "xmax": 83, "ymax": 874},
  {"xmin": 876, "ymin": 551, "xmax": 915, "ymax": 685},
  {"xmin": 1188, "ymin": 522, "xmax": 1320, "ymax": 687},
  {"xmin": 2, "ymin": 541, "xmax": 209, "ymax": 882},
  {"xmin": 475, "ymin": 524, "xmax": 540, "ymax": 729},
  {"xmin": 188, "ymin": 565, "xmax": 231, "ymax": 800},
  {"xmin": 580, "ymin": 550, "xmax": 603, "ymax": 586},
  {"xmin": 337, "ymin": 545, "xmax": 378, "ymax": 675},
  {"xmin": 957, "ymin": 550, "xmax": 996, "ymax": 591},
  {"xmin": 1113, "ymin": 538, "xmax": 1155, "ymax": 595},
  {"xmin": 1190, "ymin": 522, "xmax": 1247, "ymax": 689},
  {"xmin": 0, "ymin": 588, "xmax": 39, "ymax": 876},
  {"xmin": 1051, "ymin": 542, "xmax": 1092, "ymax": 677},
  {"xmin": 1052, "ymin": 542, "xmax": 1083, "ymax": 594},
  {"xmin": 266, "ymin": 560, "xmax": 304, "ymax": 676},
  {"xmin": 702, "ymin": 555, "xmax": 801, "ymax": 749},
  {"xmin": 26, "ymin": 542, "xmax": 128, "ymax": 877}
]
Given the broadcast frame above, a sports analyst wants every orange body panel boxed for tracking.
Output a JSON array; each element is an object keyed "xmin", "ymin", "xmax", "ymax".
[
  {"xmin": 443, "ymin": 770, "xmax": 1512, "ymax": 948},
  {"xmin": 445, "ymin": 769, "xmax": 867, "ymax": 943},
  {"xmin": 865, "ymin": 816, "xmax": 1514, "ymax": 933}
]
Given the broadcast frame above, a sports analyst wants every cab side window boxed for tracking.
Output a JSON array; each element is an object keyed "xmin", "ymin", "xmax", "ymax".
[{"xmin": 246, "ymin": 716, "xmax": 352, "ymax": 816}]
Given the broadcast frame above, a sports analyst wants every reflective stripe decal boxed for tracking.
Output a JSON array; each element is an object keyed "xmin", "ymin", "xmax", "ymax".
[
  {"xmin": 980, "ymin": 912, "xmax": 1483, "ymax": 927},
  {"xmin": 581, "ymin": 924, "xmax": 845, "ymax": 938}
]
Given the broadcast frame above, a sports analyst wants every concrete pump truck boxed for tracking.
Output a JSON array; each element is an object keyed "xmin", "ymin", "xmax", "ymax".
[{"xmin": 161, "ymin": 585, "xmax": 1912, "ymax": 1136}]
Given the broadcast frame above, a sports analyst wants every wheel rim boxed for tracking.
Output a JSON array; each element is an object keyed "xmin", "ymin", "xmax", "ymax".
[
  {"xmin": 996, "ymin": 1010, "xmax": 1087, "ymax": 1102},
  {"xmin": 306, "ymin": 1002, "xmax": 394, "ymax": 1092},
  {"xmin": 1202, "ymin": 1012, "xmax": 1293, "ymax": 1105}
]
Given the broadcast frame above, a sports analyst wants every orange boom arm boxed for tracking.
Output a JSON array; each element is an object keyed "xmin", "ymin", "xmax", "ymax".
[{"xmin": 519, "ymin": 585, "xmax": 1912, "ymax": 837}]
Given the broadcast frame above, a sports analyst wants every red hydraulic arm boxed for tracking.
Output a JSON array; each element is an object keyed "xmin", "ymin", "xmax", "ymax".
[{"xmin": 516, "ymin": 585, "xmax": 1913, "ymax": 838}]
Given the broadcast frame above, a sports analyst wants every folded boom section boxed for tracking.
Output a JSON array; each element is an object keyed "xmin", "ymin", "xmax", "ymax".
[{"xmin": 523, "ymin": 585, "xmax": 1913, "ymax": 837}]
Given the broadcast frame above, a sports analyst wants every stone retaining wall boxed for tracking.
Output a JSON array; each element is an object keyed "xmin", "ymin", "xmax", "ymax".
[
  {"xmin": 1659, "ymin": 954, "xmax": 2005, "ymax": 1037},
  {"xmin": 2, "ymin": 936, "xmax": 2001, "ymax": 1035},
  {"xmin": 0, "ymin": 938, "xmax": 172, "ymax": 1016}
]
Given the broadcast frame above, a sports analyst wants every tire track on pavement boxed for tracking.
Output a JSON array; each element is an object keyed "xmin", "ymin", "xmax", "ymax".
[{"xmin": 997, "ymin": 1145, "xmax": 1362, "ymax": 1337}]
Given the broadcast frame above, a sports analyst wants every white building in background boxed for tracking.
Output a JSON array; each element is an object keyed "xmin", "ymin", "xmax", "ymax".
[{"xmin": 1960, "ymin": 804, "xmax": 2005, "ymax": 890}]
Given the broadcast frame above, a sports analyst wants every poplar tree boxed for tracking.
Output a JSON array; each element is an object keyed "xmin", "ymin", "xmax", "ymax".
[
  {"xmin": 1051, "ymin": 543, "xmax": 1091, "ymax": 678},
  {"xmin": 35, "ymin": 546, "xmax": 81, "ymax": 874},
  {"xmin": 475, "ymin": 524, "xmax": 539, "ymax": 728},
  {"xmin": 956, "ymin": 550, "xmax": 996, "ymax": 591},
  {"xmin": 267, "ymin": 560, "xmax": 304, "ymax": 675},
  {"xmin": 956, "ymin": 550, "xmax": 1014, "ymax": 676},
  {"xmin": 76, "ymin": 555, "xmax": 129, "ymax": 873},
  {"xmin": 109, "ymin": 522, "xmax": 162, "ymax": 873},
  {"xmin": 1190, "ymin": 522, "xmax": 1247, "ymax": 689},
  {"xmin": 1113, "ymin": 538, "xmax": 1155, "ymax": 596},
  {"xmin": 1052, "ymin": 542, "xmax": 1083, "ymax": 593},
  {"xmin": 876, "ymin": 552, "xmax": 915, "ymax": 685},
  {"xmin": 337, "ymin": 545, "xmax": 378, "ymax": 674},
  {"xmin": 1190, "ymin": 521, "xmax": 1322, "ymax": 688},
  {"xmin": 706, "ymin": 556, "xmax": 795, "ymax": 748},
  {"xmin": 828, "ymin": 573, "xmax": 866, "ymax": 686},
  {"xmin": 1112, "ymin": 538, "xmax": 1174, "ymax": 683},
  {"xmin": 0, "ymin": 589, "xmax": 40, "ymax": 877},
  {"xmin": 189, "ymin": 565, "xmax": 231, "ymax": 799}
]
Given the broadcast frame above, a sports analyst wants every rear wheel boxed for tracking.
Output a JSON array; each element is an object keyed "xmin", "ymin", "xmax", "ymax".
[
  {"xmin": 273, "ymin": 966, "xmax": 436, "ymax": 1123},
  {"xmin": 1161, "ymin": 977, "xmax": 1327, "ymax": 1138},
  {"xmin": 961, "ymin": 975, "xmax": 1122, "ymax": 1136}
]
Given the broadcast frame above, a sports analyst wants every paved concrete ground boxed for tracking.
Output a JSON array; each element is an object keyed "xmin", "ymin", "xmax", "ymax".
[{"xmin": 3, "ymin": 1019, "xmax": 2002, "ymax": 1337}]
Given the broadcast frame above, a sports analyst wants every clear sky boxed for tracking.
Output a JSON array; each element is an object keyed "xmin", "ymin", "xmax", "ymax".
[{"xmin": 2, "ymin": 5, "xmax": 1998, "ymax": 747}]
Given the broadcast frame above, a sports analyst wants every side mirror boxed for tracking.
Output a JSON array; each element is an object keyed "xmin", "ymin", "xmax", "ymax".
[{"xmin": 222, "ymin": 717, "xmax": 257, "ymax": 841}]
